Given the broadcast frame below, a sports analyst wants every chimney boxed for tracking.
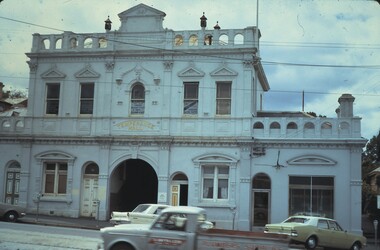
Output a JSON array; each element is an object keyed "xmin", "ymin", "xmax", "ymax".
[{"xmin": 337, "ymin": 93, "xmax": 355, "ymax": 118}]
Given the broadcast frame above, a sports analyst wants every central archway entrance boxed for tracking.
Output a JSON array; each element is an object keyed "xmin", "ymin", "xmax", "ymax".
[{"xmin": 109, "ymin": 159, "xmax": 158, "ymax": 213}]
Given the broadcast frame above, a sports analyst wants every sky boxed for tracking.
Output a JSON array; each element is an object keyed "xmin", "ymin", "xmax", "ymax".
[{"xmin": 0, "ymin": 0, "xmax": 379, "ymax": 141}]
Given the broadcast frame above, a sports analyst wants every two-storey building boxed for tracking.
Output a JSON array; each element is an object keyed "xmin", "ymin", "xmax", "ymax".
[{"xmin": 0, "ymin": 4, "xmax": 366, "ymax": 233}]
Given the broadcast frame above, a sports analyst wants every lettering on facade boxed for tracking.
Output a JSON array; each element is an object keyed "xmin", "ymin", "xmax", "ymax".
[{"xmin": 114, "ymin": 120, "xmax": 155, "ymax": 130}]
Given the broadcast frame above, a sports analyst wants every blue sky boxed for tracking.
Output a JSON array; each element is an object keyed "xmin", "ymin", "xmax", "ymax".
[{"xmin": 0, "ymin": 0, "xmax": 379, "ymax": 140}]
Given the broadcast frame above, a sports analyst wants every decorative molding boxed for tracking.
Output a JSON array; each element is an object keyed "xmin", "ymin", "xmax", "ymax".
[
  {"xmin": 178, "ymin": 63, "xmax": 205, "ymax": 78},
  {"xmin": 75, "ymin": 64, "xmax": 101, "ymax": 78},
  {"xmin": 240, "ymin": 177, "xmax": 251, "ymax": 183},
  {"xmin": 163, "ymin": 60, "xmax": 173, "ymax": 71},
  {"xmin": 287, "ymin": 155, "xmax": 337, "ymax": 166},
  {"xmin": 41, "ymin": 64, "xmax": 66, "ymax": 79},
  {"xmin": 210, "ymin": 65, "xmax": 238, "ymax": 77},
  {"xmin": 243, "ymin": 60, "xmax": 253, "ymax": 69},
  {"xmin": 27, "ymin": 60, "xmax": 38, "ymax": 72},
  {"xmin": 350, "ymin": 180, "xmax": 362, "ymax": 186},
  {"xmin": 105, "ymin": 60, "xmax": 115, "ymax": 72}
]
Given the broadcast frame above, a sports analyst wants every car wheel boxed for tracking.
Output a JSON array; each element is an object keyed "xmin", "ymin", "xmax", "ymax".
[
  {"xmin": 351, "ymin": 242, "xmax": 361, "ymax": 250},
  {"xmin": 4, "ymin": 211, "xmax": 18, "ymax": 222},
  {"xmin": 305, "ymin": 236, "xmax": 317, "ymax": 249},
  {"xmin": 111, "ymin": 242, "xmax": 135, "ymax": 250}
]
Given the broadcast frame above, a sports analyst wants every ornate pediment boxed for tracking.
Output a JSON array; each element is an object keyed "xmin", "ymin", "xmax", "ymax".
[
  {"xmin": 118, "ymin": 4, "xmax": 166, "ymax": 32},
  {"xmin": 35, "ymin": 150, "xmax": 76, "ymax": 163},
  {"xmin": 75, "ymin": 65, "xmax": 100, "ymax": 79},
  {"xmin": 210, "ymin": 66, "xmax": 238, "ymax": 77},
  {"xmin": 41, "ymin": 65, "xmax": 66, "ymax": 79},
  {"xmin": 118, "ymin": 3, "xmax": 166, "ymax": 17},
  {"xmin": 178, "ymin": 66, "xmax": 205, "ymax": 78},
  {"xmin": 192, "ymin": 154, "xmax": 238, "ymax": 164},
  {"xmin": 287, "ymin": 155, "xmax": 336, "ymax": 166}
]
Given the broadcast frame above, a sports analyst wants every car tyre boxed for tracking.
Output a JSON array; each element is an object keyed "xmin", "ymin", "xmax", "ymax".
[
  {"xmin": 111, "ymin": 242, "xmax": 135, "ymax": 250},
  {"xmin": 305, "ymin": 236, "xmax": 317, "ymax": 249},
  {"xmin": 4, "ymin": 211, "xmax": 18, "ymax": 222},
  {"xmin": 351, "ymin": 242, "xmax": 361, "ymax": 250}
]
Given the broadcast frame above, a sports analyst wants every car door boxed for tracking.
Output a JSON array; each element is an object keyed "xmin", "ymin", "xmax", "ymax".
[
  {"xmin": 147, "ymin": 212, "xmax": 193, "ymax": 250},
  {"xmin": 316, "ymin": 219, "xmax": 332, "ymax": 247},
  {"xmin": 327, "ymin": 220, "xmax": 352, "ymax": 249}
]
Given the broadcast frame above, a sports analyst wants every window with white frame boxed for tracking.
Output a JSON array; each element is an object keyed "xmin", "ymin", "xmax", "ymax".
[
  {"xmin": 43, "ymin": 162, "xmax": 67, "ymax": 195},
  {"xmin": 45, "ymin": 83, "xmax": 60, "ymax": 115},
  {"xmin": 80, "ymin": 82, "xmax": 94, "ymax": 115},
  {"xmin": 202, "ymin": 165, "xmax": 229, "ymax": 200},
  {"xmin": 183, "ymin": 82, "xmax": 198, "ymax": 115},
  {"xmin": 131, "ymin": 84, "xmax": 145, "ymax": 115},
  {"xmin": 216, "ymin": 81, "xmax": 231, "ymax": 115}
]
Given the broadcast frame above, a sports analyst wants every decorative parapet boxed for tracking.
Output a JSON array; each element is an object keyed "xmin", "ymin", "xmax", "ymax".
[
  {"xmin": 252, "ymin": 116, "xmax": 363, "ymax": 139},
  {"xmin": 28, "ymin": 27, "xmax": 258, "ymax": 54}
]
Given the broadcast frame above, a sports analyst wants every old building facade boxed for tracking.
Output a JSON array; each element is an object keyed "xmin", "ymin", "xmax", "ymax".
[{"xmin": 0, "ymin": 4, "xmax": 366, "ymax": 233}]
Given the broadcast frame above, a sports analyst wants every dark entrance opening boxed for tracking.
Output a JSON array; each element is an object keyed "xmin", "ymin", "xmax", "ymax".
[{"xmin": 110, "ymin": 159, "xmax": 158, "ymax": 213}]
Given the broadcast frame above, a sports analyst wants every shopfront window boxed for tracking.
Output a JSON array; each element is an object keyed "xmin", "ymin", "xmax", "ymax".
[{"xmin": 289, "ymin": 176, "xmax": 334, "ymax": 218}]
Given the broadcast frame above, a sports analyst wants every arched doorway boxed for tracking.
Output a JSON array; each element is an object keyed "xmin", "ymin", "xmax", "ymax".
[
  {"xmin": 4, "ymin": 161, "xmax": 21, "ymax": 204},
  {"xmin": 252, "ymin": 173, "xmax": 271, "ymax": 228},
  {"xmin": 109, "ymin": 159, "xmax": 158, "ymax": 213},
  {"xmin": 170, "ymin": 173, "xmax": 188, "ymax": 206},
  {"xmin": 80, "ymin": 163, "xmax": 99, "ymax": 217}
]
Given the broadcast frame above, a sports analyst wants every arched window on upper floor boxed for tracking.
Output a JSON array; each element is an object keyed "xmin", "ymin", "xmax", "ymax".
[
  {"xmin": 253, "ymin": 122, "xmax": 264, "ymax": 129},
  {"xmin": 287, "ymin": 122, "xmax": 298, "ymax": 130},
  {"xmin": 270, "ymin": 122, "xmax": 281, "ymax": 129},
  {"xmin": 131, "ymin": 84, "xmax": 145, "ymax": 115},
  {"xmin": 234, "ymin": 34, "xmax": 244, "ymax": 45}
]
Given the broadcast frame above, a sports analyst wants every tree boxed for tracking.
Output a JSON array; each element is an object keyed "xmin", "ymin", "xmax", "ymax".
[{"xmin": 362, "ymin": 130, "xmax": 380, "ymax": 215}]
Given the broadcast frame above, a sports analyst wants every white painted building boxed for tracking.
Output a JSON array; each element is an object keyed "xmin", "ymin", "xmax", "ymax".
[{"xmin": 0, "ymin": 4, "xmax": 366, "ymax": 233}]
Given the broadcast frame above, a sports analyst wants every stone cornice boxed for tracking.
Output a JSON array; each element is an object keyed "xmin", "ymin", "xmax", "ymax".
[{"xmin": 0, "ymin": 135, "xmax": 366, "ymax": 149}]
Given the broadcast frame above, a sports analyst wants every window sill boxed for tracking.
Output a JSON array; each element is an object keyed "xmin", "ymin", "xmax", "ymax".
[
  {"xmin": 34, "ymin": 195, "xmax": 72, "ymax": 204},
  {"xmin": 196, "ymin": 202, "xmax": 232, "ymax": 208}
]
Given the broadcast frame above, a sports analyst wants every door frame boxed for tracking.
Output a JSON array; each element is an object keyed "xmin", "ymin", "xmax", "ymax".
[{"xmin": 251, "ymin": 189, "xmax": 271, "ymax": 228}]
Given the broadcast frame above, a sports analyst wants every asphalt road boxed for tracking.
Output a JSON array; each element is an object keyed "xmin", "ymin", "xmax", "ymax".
[{"xmin": 0, "ymin": 221, "xmax": 101, "ymax": 250}]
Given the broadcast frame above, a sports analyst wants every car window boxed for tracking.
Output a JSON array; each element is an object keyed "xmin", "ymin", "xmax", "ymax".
[
  {"xmin": 328, "ymin": 221, "xmax": 343, "ymax": 231},
  {"xmin": 317, "ymin": 220, "xmax": 329, "ymax": 229},
  {"xmin": 152, "ymin": 213, "xmax": 187, "ymax": 231},
  {"xmin": 155, "ymin": 206, "xmax": 167, "ymax": 214},
  {"xmin": 284, "ymin": 217, "xmax": 309, "ymax": 224},
  {"xmin": 133, "ymin": 204, "xmax": 150, "ymax": 213}
]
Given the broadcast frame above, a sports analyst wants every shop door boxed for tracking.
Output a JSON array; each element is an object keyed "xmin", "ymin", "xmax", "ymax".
[
  {"xmin": 252, "ymin": 191, "xmax": 270, "ymax": 227},
  {"xmin": 81, "ymin": 177, "xmax": 99, "ymax": 217},
  {"xmin": 5, "ymin": 171, "xmax": 20, "ymax": 204}
]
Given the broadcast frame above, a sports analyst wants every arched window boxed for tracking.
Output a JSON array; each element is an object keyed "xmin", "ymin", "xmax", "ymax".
[
  {"xmin": 304, "ymin": 122, "xmax": 315, "ymax": 129},
  {"xmin": 234, "ymin": 34, "xmax": 244, "ymax": 45},
  {"xmin": 253, "ymin": 122, "xmax": 264, "ymax": 129},
  {"xmin": 55, "ymin": 38, "xmax": 62, "ymax": 49},
  {"xmin": 131, "ymin": 84, "xmax": 145, "ymax": 114},
  {"xmin": 70, "ymin": 38, "xmax": 78, "ymax": 48},
  {"xmin": 174, "ymin": 35, "xmax": 183, "ymax": 46},
  {"xmin": 270, "ymin": 122, "xmax": 281, "ymax": 129},
  {"xmin": 287, "ymin": 122, "xmax": 298, "ymax": 129},
  {"xmin": 189, "ymin": 35, "xmax": 198, "ymax": 46},
  {"xmin": 252, "ymin": 173, "xmax": 271, "ymax": 189},
  {"xmin": 42, "ymin": 39, "xmax": 50, "ymax": 50},
  {"xmin": 219, "ymin": 34, "xmax": 228, "ymax": 45},
  {"xmin": 98, "ymin": 37, "xmax": 107, "ymax": 48},
  {"xmin": 84, "ymin": 38, "xmax": 93, "ymax": 48},
  {"xmin": 85, "ymin": 163, "xmax": 99, "ymax": 175}
]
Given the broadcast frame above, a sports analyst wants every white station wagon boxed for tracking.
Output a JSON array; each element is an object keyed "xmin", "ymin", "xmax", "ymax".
[{"xmin": 110, "ymin": 204, "xmax": 170, "ymax": 225}]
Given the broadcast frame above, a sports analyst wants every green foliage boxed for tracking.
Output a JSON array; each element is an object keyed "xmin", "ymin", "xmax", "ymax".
[{"xmin": 362, "ymin": 130, "xmax": 380, "ymax": 215}]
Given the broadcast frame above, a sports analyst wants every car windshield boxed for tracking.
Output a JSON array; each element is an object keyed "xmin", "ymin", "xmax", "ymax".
[
  {"xmin": 284, "ymin": 217, "xmax": 309, "ymax": 224},
  {"xmin": 132, "ymin": 204, "xmax": 150, "ymax": 213}
]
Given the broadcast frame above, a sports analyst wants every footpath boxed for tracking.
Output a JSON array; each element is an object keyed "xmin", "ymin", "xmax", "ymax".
[{"xmin": 18, "ymin": 213, "xmax": 378, "ymax": 249}]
